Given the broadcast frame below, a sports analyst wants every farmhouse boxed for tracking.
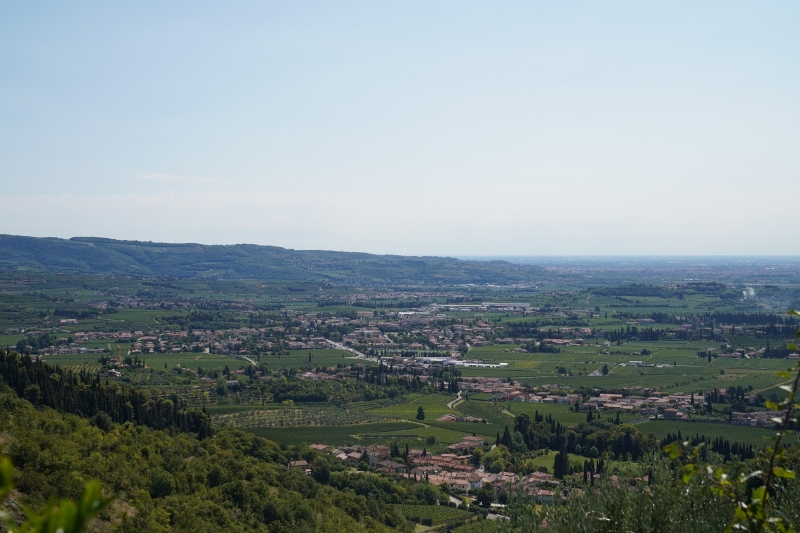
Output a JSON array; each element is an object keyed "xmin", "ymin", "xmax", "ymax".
[{"xmin": 288, "ymin": 460, "xmax": 308, "ymax": 470}]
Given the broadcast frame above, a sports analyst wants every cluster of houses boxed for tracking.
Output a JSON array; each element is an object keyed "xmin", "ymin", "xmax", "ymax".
[
  {"xmin": 330, "ymin": 444, "xmax": 409, "ymax": 474},
  {"xmin": 318, "ymin": 436, "xmax": 564, "ymax": 504},
  {"xmin": 733, "ymin": 410, "xmax": 781, "ymax": 428},
  {"xmin": 459, "ymin": 377, "xmax": 573, "ymax": 397},
  {"xmin": 581, "ymin": 391, "xmax": 698, "ymax": 420},
  {"xmin": 32, "ymin": 329, "xmax": 192, "ymax": 356}
]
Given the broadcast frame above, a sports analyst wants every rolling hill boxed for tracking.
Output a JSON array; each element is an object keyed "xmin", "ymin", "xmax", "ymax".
[{"xmin": 0, "ymin": 234, "xmax": 543, "ymax": 285}]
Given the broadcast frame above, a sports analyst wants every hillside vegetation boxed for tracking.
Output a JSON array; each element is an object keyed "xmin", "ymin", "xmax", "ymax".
[
  {"xmin": 0, "ymin": 235, "xmax": 541, "ymax": 284},
  {"xmin": 0, "ymin": 388, "xmax": 434, "ymax": 533}
]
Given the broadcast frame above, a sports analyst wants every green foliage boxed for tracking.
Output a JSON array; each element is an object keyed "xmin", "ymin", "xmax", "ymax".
[
  {"xmin": 0, "ymin": 457, "xmax": 114, "ymax": 533},
  {"xmin": 514, "ymin": 412, "xmax": 655, "ymax": 460},
  {"xmin": 0, "ymin": 392, "xmax": 412, "ymax": 532},
  {"xmin": 483, "ymin": 446, "xmax": 512, "ymax": 474},
  {"xmin": 394, "ymin": 504, "xmax": 471, "ymax": 525}
]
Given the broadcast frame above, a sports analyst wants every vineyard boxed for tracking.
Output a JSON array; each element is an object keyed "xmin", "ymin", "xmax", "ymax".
[
  {"xmin": 455, "ymin": 400, "xmax": 514, "ymax": 426},
  {"xmin": 248, "ymin": 422, "xmax": 420, "ymax": 446},
  {"xmin": 458, "ymin": 340, "xmax": 793, "ymax": 394},
  {"xmin": 213, "ymin": 406, "xmax": 395, "ymax": 428},
  {"xmin": 203, "ymin": 404, "xmax": 284, "ymax": 416},
  {"xmin": 504, "ymin": 401, "xmax": 639, "ymax": 425},
  {"xmin": 266, "ymin": 349, "xmax": 374, "ymax": 369},
  {"xmin": 425, "ymin": 420, "xmax": 498, "ymax": 440},
  {"xmin": 394, "ymin": 504, "xmax": 472, "ymax": 525},
  {"xmin": 637, "ymin": 420, "xmax": 780, "ymax": 448},
  {"xmin": 50, "ymin": 363, "xmax": 103, "ymax": 374},
  {"xmin": 366, "ymin": 392, "xmax": 454, "ymax": 421}
]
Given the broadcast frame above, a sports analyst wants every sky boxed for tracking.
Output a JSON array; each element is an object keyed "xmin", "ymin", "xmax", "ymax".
[{"xmin": 1, "ymin": 1, "xmax": 799, "ymax": 256}]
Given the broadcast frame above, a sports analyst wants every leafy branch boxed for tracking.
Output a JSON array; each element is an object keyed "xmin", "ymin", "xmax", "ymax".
[{"xmin": 0, "ymin": 457, "xmax": 115, "ymax": 533}]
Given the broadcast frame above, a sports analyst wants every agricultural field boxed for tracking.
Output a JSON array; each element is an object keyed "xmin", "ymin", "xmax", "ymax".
[
  {"xmin": 247, "ymin": 422, "xmax": 421, "ymax": 446},
  {"xmin": 424, "ymin": 420, "xmax": 499, "ymax": 441},
  {"xmin": 637, "ymin": 420, "xmax": 783, "ymax": 448},
  {"xmin": 393, "ymin": 504, "xmax": 473, "ymax": 525},
  {"xmin": 229, "ymin": 393, "xmax": 503, "ymax": 452},
  {"xmin": 203, "ymin": 404, "xmax": 285, "ymax": 416},
  {"xmin": 526, "ymin": 451, "xmax": 641, "ymax": 477},
  {"xmin": 454, "ymin": 400, "xmax": 514, "ymax": 427},
  {"xmin": 510, "ymin": 360, "xmax": 787, "ymax": 394},
  {"xmin": 457, "ymin": 340, "xmax": 792, "ymax": 394},
  {"xmin": 0, "ymin": 334, "xmax": 24, "ymax": 346},
  {"xmin": 366, "ymin": 393, "xmax": 455, "ymax": 422},
  {"xmin": 504, "ymin": 401, "xmax": 641, "ymax": 425},
  {"xmin": 267, "ymin": 348, "xmax": 368, "ymax": 369},
  {"xmin": 377, "ymin": 425, "xmax": 488, "ymax": 454},
  {"xmin": 213, "ymin": 406, "xmax": 395, "ymax": 428},
  {"xmin": 41, "ymin": 350, "xmax": 241, "ymax": 374}
]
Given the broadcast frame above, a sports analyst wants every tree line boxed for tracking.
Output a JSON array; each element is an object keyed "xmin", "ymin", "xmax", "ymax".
[
  {"xmin": 659, "ymin": 431, "xmax": 755, "ymax": 461},
  {"xmin": 511, "ymin": 413, "xmax": 656, "ymax": 463},
  {"xmin": 0, "ymin": 350, "xmax": 212, "ymax": 437}
]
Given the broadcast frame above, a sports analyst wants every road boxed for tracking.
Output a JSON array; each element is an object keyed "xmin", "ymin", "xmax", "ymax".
[
  {"xmin": 447, "ymin": 391, "xmax": 463, "ymax": 409},
  {"xmin": 326, "ymin": 340, "xmax": 379, "ymax": 362},
  {"xmin": 238, "ymin": 355, "xmax": 258, "ymax": 365}
]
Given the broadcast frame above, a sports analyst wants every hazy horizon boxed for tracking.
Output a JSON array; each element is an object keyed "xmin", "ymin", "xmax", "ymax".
[{"xmin": 2, "ymin": 2, "xmax": 798, "ymax": 256}]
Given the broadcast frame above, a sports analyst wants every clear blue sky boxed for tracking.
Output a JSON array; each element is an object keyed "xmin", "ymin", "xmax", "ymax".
[{"xmin": 1, "ymin": 2, "xmax": 798, "ymax": 255}]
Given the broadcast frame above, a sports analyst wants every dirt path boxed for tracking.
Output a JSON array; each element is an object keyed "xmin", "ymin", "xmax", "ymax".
[{"xmin": 446, "ymin": 391, "xmax": 463, "ymax": 410}]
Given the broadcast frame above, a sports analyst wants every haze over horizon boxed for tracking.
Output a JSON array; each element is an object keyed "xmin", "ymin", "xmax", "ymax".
[{"xmin": 2, "ymin": 2, "xmax": 798, "ymax": 256}]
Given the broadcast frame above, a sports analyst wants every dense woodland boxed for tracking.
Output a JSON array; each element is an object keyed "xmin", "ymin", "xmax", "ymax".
[
  {"xmin": 0, "ymin": 351, "xmax": 212, "ymax": 436},
  {"xmin": 0, "ymin": 386, "xmax": 450, "ymax": 532},
  {"xmin": 511, "ymin": 414, "xmax": 655, "ymax": 464}
]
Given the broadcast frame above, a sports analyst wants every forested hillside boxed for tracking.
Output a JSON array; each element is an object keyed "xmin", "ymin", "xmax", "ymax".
[
  {"xmin": 0, "ymin": 387, "xmax": 442, "ymax": 532},
  {"xmin": 0, "ymin": 235, "xmax": 541, "ymax": 285}
]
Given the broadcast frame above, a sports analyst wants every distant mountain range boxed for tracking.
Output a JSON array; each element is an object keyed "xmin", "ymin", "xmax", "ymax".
[{"xmin": 0, "ymin": 235, "xmax": 543, "ymax": 285}]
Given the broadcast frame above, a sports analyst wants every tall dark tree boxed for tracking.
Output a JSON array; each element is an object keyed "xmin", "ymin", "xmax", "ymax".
[{"xmin": 501, "ymin": 425, "xmax": 512, "ymax": 449}]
